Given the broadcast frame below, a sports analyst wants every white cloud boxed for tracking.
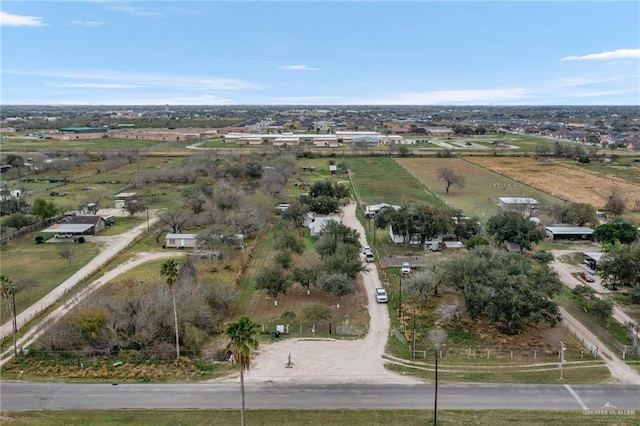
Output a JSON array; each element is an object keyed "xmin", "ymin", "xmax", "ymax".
[
  {"xmin": 561, "ymin": 48, "xmax": 640, "ymax": 61},
  {"xmin": 51, "ymin": 83, "xmax": 139, "ymax": 89},
  {"xmin": 551, "ymin": 77, "xmax": 618, "ymax": 88},
  {"xmin": 71, "ymin": 20, "xmax": 106, "ymax": 27},
  {"xmin": 565, "ymin": 89, "xmax": 636, "ymax": 98},
  {"xmin": 50, "ymin": 94, "xmax": 234, "ymax": 106},
  {"xmin": 279, "ymin": 65, "xmax": 320, "ymax": 71},
  {"xmin": 99, "ymin": 3, "xmax": 163, "ymax": 18},
  {"xmin": 0, "ymin": 11, "xmax": 45, "ymax": 27},
  {"xmin": 6, "ymin": 69, "xmax": 262, "ymax": 91}
]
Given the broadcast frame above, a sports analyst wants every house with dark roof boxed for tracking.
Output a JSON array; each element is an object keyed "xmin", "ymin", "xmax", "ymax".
[{"xmin": 65, "ymin": 215, "xmax": 109, "ymax": 235}]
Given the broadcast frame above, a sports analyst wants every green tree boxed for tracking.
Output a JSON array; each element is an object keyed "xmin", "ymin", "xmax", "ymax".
[
  {"xmin": 0, "ymin": 274, "xmax": 18, "ymax": 357},
  {"xmin": 255, "ymin": 265, "xmax": 291, "ymax": 305},
  {"xmin": 292, "ymin": 265, "xmax": 318, "ymax": 295},
  {"xmin": 4, "ymin": 213, "xmax": 32, "ymax": 231},
  {"xmin": 160, "ymin": 259, "xmax": 180, "ymax": 360},
  {"xmin": 274, "ymin": 225, "xmax": 305, "ymax": 254},
  {"xmin": 486, "ymin": 211, "xmax": 543, "ymax": 251},
  {"xmin": 435, "ymin": 247, "xmax": 562, "ymax": 334},
  {"xmin": 322, "ymin": 243, "xmax": 366, "ymax": 278},
  {"xmin": 598, "ymin": 242, "xmax": 640, "ymax": 290},
  {"xmin": 225, "ymin": 316, "xmax": 258, "ymax": 426},
  {"xmin": 605, "ymin": 190, "xmax": 626, "ymax": 217},
  {"xmin": 560, "ymin": 203, "xmax": 599, "ymax": 227},
  {"xmin": 314, "ymin": 222, "xmax": 361, "ymax": 259},
  {"xmin": 594, "ymin": 221, "xmax": 638, "ymax": 245},
  {"xmin": 31, "ymin": 198, "xmax": 58, "ymax": 221},
  {"xmin": 317, "ymin": 272, "xmax": 356, "ymax": 297}
]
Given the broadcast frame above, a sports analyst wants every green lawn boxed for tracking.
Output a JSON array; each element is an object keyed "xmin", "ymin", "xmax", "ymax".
[
  {"xmin": 3, "ymin": 409, "xmax": 638, "ymax": 426},
  {"xmin": 0, "ymin": 237, "xmax": 102, "ymax": 316},
  {"xmin": 346, "ymin": 157, "xmax": 444, "ymax": 207}
]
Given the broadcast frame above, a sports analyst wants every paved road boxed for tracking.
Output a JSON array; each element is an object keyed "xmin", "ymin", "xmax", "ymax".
[{"xmin": 1, "ymin": 382, "xmax": 638, "ymax": 411}]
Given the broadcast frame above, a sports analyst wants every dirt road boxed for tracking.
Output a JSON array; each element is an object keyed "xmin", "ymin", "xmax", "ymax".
[
  {"xmin": 239, "ymin": 203, "xmax": 419, "ymax": 385},
  {"xmin": 551, "ymin": 250, "xmax": 640, "ymax": 384}
]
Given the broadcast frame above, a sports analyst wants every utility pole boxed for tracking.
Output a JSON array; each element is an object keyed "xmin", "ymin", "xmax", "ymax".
[
  {"xmin": 559, "ymin": 341, "xmax": 565, "ymax": 381},
  {"xmin": 398, "ymin": 274, "xmax": 402, "ymax": 320}
]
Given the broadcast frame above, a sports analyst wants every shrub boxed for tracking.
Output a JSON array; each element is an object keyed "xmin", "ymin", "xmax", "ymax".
[
  {"xmin": 35, "ymin": 235, "xmax": 44, "ymax": 244},
  {"xmin": 281, "ymin": 311, "xmax": 296, "ymax": 320},
  {"xmin": 77, "ymin": 236, "xmax": 85, "ymax": 244}
]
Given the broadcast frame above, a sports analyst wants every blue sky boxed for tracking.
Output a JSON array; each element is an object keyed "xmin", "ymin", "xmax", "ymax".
[{"xmin": 1, "ymin": 1, "xmax": 639, "ymax": 105}]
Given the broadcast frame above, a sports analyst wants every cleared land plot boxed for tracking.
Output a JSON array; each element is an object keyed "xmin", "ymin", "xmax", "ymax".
[
  {"xmin": 465, "ymin": 157, "xmax": 640, "ymax": 211},
  {"xmin": 396, "ymin": 157, "xmax": 562, "ymax": 220},
  {"xmin": 346, "ymin": 157, "xmax": 444, "ymax": 207}
]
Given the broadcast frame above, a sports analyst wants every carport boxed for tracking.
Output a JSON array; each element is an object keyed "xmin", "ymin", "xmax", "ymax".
[{"xmin": 41, "ymin": 223, "xmax": 94, "ymax": 238}]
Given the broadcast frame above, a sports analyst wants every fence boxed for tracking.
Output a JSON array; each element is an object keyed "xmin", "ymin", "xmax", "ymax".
[{"xmin": 258, "ymin": 322, "xmax": 368, "ymax": 338}]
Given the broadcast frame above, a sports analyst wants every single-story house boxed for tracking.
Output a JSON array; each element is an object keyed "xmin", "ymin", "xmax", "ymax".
[
  {"xmin": 64, "ymin": 215, "xmax": 108, "ymax": 235},
  {"xmin": 365, "ymin": 203, "xmax": 401, "ymax": 217},
  {"xmin": 0, "ymin": 189, "xmax": 21, "ymax": 200},
  {"xmin": 389, "ymin": 227, "xmax": 422, "ymax": 246},
  {"xmin": 545, "ymin": 225, "xmax": 594, "ymax": 241},
  {"xmin": 304, "ymin": 213, "xmax": 342, "ymax": 237},
  {"xmin": 352, "ymin": 136, "xmax": 380, "ymax": 147},
  {"xmin": 165, "ymin": 233, "xmax": 197, "ymax": 249}
]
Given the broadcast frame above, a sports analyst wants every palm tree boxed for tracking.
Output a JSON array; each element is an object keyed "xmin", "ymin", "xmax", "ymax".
[
  {"xmin": 160, "ymin": 259, "xmax": 180, "ymax": 360},
  {"xmin": 0, "ymin": 274, "xmax": 18, "ymax": 357},
  {"xmin": 225, "ymin": 316, "xmax": 259, "ymax": 426}
]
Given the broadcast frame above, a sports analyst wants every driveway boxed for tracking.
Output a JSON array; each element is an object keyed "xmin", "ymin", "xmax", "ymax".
[{"xmin": 240, "ymin": 202, "xmax": 419, "ymax": 385}]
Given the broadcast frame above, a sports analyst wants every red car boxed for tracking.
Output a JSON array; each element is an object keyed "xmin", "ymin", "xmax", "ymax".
[{"xmin": 580, "ymin": 272, "xmax": 595, "ymax": 282}]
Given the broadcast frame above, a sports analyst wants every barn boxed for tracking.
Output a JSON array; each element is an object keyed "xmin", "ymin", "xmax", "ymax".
[{"xmin": 545, "ymin": 226, "xmax": 594, "ymax": 241}]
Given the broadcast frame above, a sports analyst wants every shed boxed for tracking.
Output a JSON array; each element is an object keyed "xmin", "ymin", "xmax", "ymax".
[
  {"xmin": 114, "ymin": 192, "xmax": 137, "ymax": 209},
  {"xmin": 165, "ymin": 233, "xmax": 197, "ymax": 249},
  {"xmin": 444, "ymin": 241, "xmax": 465, "ymax": 249},
  {"xmin": 545, "ymin": 225, "xmax": 594, "ymax": 241},
  {"xmin": 499, "ymin": 197, "xmax": 540, "ymax": 216},
  {"xmin": 583, "ymin": 251, "xmax": 605, "ymax": 270}
]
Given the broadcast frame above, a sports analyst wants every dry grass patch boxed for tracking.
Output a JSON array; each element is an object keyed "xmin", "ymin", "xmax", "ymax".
[{"xmin": 465, "ymin": 157, "xmax": 640, "ymax": 211}]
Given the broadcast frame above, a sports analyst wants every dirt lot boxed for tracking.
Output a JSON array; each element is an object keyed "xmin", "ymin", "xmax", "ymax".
[{"xmin": 465, "ymin": 157, "xmax": 640, "ymax": 210}]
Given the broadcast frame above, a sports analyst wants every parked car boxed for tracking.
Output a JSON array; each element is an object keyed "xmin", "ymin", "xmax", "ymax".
[
  {"xmin": 375, "ymin": 288, "xmax": 388, "ymax": 303},
  {"xmin": 55, "ymin": 233, "xmax": 73, "ymax": 239},
  {"xmin": 362, "ymin": 246, "xmax": 372, "ymax": 254},
  {"xmin": 580, "ymin": 272, "xmax": 595, "ymax": 282},
  {"xmin": 401, "ymin": 262, "xmax": 411, "ymax": 275},
  {"xmin": 365, "ymin": 252, "xmax": 375, "ymax": 263}
]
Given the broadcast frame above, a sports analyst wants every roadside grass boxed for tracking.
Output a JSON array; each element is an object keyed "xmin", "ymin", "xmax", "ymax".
[
  {"xmin": 572, "ymin": 159, "xmax": 640, "ymax": 185},
  {"xmin": 97, "ymin": 216, "xmax": 145, "ymax": 236},
  {"xmin": 3, "ymin": 409, "xmax": 637, "ymax": 426},
  {"xmin": 610, "ymin": 294, "xmax": 640, "ymax": 324},
  {"xmin": 345, "ymin": 157, "xmax": 443, "ymax": 206},
  {"xmin": 385, "ymin": 362, "xmax": 610, "ymax": 385},
  {"xmin": 396, "ymin": 157, "xmax": 563, "ymax": 222},
  {"xmin": 0, "ymin": 237, "xmax": 101, "ymax": 316}
]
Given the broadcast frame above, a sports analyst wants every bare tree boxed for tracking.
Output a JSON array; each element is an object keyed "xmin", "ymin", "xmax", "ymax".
[
  {"xmin": 58, "ymin": 246, "xmax": 75, "ymax": 267},
  {"xmin": 605, "ymin": 188, "xmax": 626, "ymax": 217},
  {"xmin": 438, "ymin": 167, "xmax": 465, "ymax": 194},
  {"xmin": 159, "ymin": 209, "xmax": 190, "ymax": 234}
]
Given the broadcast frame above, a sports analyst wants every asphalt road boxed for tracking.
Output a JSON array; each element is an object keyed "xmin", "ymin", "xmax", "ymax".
[{"xmin": 1, "ymin": 382, "xmax": 639, "ymax": 411}]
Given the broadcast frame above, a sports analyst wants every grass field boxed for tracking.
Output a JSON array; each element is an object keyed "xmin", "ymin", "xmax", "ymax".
[
  {"xmin": 0, "ymin": 137, "xmax": 193, "ymax": 152},
  {"xmin": 0, "ymin": 238, "xmax": 101, "ymax": 316},
  {"xmin": 346, "ymin": 157, "xmax": 444, "ymax": 207},
  {"xmin": 2, "ymin": 409, "xmax": 638, "ymax": 426},
  {"xmin": 396, "ymin": 157, "xmax": 563, "ymax": 222}
]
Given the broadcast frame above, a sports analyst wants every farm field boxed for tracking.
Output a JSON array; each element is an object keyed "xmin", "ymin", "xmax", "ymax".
[
  {"xmin": 346, "ymin": 157, "xmax": 444, "ymax": 207},
  {"xmin": 465, "ymin": 157, "xmax": 640, "ymax": 214},
  {"xmin": 396, "ymin": 157, "xmax": 563, "ymax": 221}
]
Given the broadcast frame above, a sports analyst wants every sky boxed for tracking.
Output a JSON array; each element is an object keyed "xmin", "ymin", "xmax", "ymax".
[{"xmin": 1, "ymin": 1, "xmax": 639, "ymax": 106}]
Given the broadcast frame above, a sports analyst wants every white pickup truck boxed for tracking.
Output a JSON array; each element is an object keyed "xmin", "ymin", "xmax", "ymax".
[{"xmin": 375, "ymin": 288, "xmax": 388, "ymax": 303}]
